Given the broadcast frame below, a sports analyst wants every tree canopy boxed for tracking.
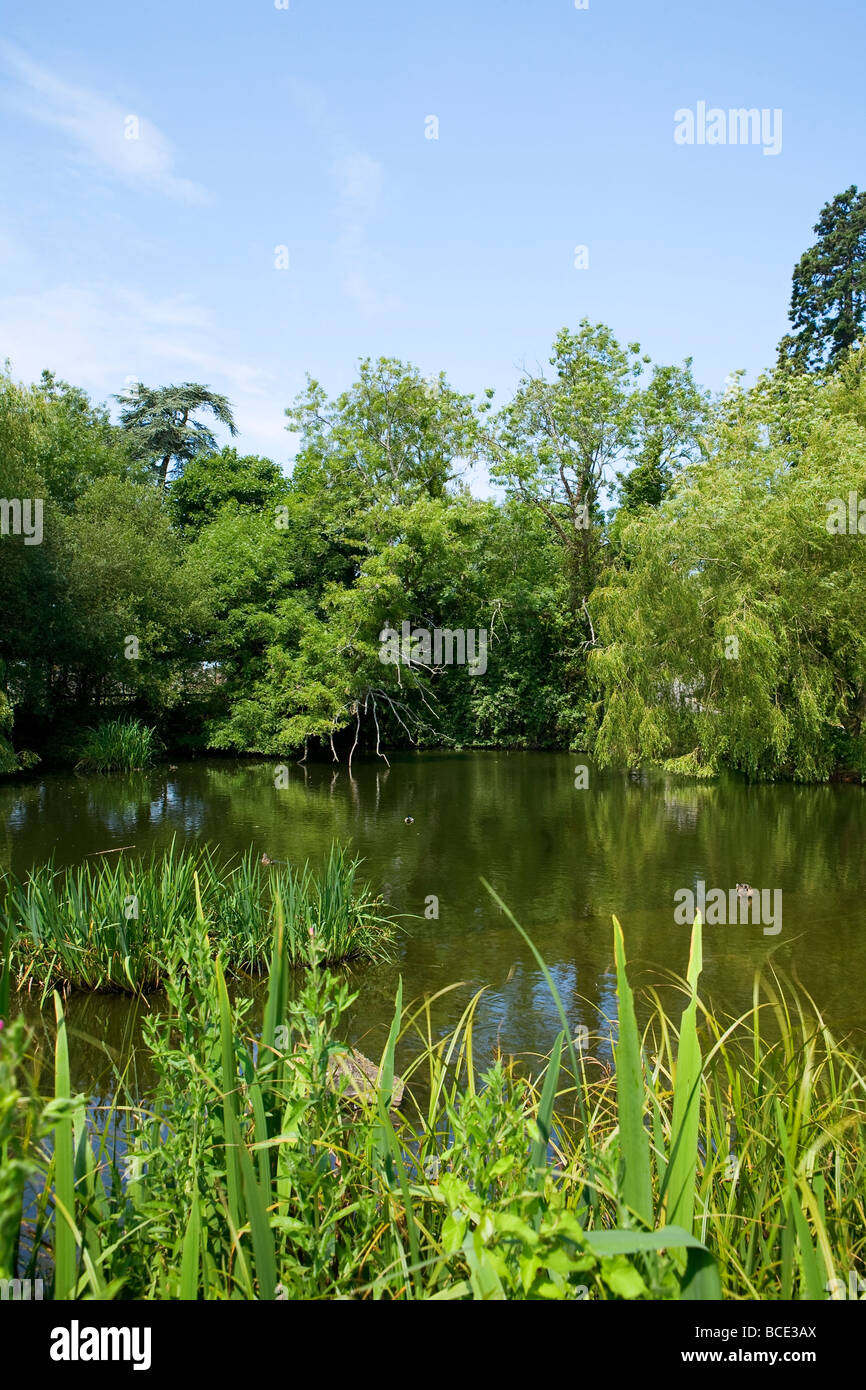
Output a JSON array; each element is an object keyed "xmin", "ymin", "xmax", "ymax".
[
  {"xmin": 4, "ymin": 188, "xmax": 866, "ymax": 782},
  {"xmin": 116, "ymin": 382, "xmax": 238, "ymax": 489}
]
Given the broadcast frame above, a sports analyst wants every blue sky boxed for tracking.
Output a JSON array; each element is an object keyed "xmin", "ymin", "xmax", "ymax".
[{"xmin": 1, "ymin": 0, "xmax": 863, "ymax": 480}]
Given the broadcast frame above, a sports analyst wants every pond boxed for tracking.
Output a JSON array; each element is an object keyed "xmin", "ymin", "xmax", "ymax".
[{"xmin": 3, "ymin": 751, "xmax": 865, "ymax": 1086}]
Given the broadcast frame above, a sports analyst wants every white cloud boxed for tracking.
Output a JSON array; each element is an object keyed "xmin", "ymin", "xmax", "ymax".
[
  {"xmin": 0, "ymin": 283, "xmax": 207, "ymax": 381},
  {"xmin": 287, "ymin": 78, "xmax": 396, "ymax": 315},
  {"xmin": 336, "ymin": 223, "xmax": 400, "ymax": 316},
  {"xmin": 334, "ymin": 151, "xmax": 384, "ymax": 215},
  {"xmin": 117, "ymin": 289, "xmax": 213, "ymax": 331},
  {"xmin": 142, "ymin": 336, "xmax": 269, "ymax": 398},
  {"xmin": 0, "ymin": 280, "xmax": 290, "ymax": 462},
  {"xmin": 0, "ymin": 42, "xmax": 208, "ymax": 204},
  {"xmin": 333, "ymin": 161, "xmax": 399, "ymax": 314},
  {"xmin": 331, "ymin": 155, "xmax": 398, "ymax": 309}
]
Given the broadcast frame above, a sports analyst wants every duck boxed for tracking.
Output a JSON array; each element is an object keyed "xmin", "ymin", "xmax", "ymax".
[
  {"xmin": 404, "ymin": 816, "xmax": 414, "ymax": 825},
  {"xmin": 736, "ymin": 883, "xmax": 755, "ymax": 898}
]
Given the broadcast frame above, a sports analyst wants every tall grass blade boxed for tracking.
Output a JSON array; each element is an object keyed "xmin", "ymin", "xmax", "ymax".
[
  {"xmin": 180, "ymin": 1190, "xmax": 201, "ymax": 1300},
  {"xmin": 481, "ymin": 878, "xmax": 599, "ymax": 1219},
  {"xmin": 664, "ymin": 912, "xmax": 704, "ymax": 1232},
  {"xmin": 52, "ymin": 992, "xmax": 77, "ymax": 1299},
  {"xmin": 530, "ymin": 1031, "xmax": 563, "ymax": 1191},
  {"xmin": 612, "ymin": 915, "xmax": 653, "ymax": 1227},
  {"xmin": 215, "ymin": 959, "xmax": 242, "ymax": 1236}
]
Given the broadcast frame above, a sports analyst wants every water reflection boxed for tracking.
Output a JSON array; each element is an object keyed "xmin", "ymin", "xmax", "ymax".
[{"xmin": 3, "ymin": 752, "xmax": 865, "ymax": 1081}]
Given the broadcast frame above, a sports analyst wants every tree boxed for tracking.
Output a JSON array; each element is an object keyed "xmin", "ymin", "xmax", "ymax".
[
  {"xmin": 30, "ymin": 371, "xmax": 143, "ymax": 506},
  {"xmin": 196, "ymin": 492, "xmax": 511, "ymax": 761},
  {"xmin": 0, "ymin": 369, "xmax": 205, "ymax": 766},
  {"xmin": 187, "ymin": 357, "xmax": 573, "ymax": 759},
  {"xmin": 489, "ymin": 322, "xmax": 646, "ymax": 610},
  {"xmin": 63, "ymin": 476, "xmax": 207, "ymax": 711},
  {"xmin": 286, "ymin": 358, "xmax": 484, "ymax": 513},
  {"xmin": 779, "ymin": 186, "xmax": 866, "ymax": 372},
  {"xmin": 614, "ymin": 361, "xmax": 708, "ymax": 514},
  {"xmin": 116, "ymin": 383, "xmax": 237, "ymax": 489},
  {"xmin": 169, "ymin": 448, "xmax": 284, "ymax": 532},
  {"xmin": 589, "ymin": 366, "xmax": 866, "ymax": 781}
]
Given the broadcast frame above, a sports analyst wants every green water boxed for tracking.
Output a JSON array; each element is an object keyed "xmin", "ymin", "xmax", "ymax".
[{"xmin": 3, "ymin": 751, "xmax": 865, "ymax": 1086}]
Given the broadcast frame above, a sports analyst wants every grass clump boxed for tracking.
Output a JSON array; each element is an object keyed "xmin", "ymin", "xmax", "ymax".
[
  {"xmin": 76, "ymin": 718, "xmax": 160, "ymax": 773},
  {"xmin": 1, "ymin": 842, "xmax": 397, "ymax": 995}
]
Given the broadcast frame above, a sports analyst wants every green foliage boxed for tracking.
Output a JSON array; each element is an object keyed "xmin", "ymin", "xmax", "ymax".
[
  {"xmin": 614, "ymin": 360, "xmax": 709, "ymax": 515},
  {"xmin": 2, "ymin": 843, "xmax": 397, "ymax": 995},
  {"xmin": 116, "ymin": 381, "xmax": 237, "ymax": 489},
  {"xmin": 189, "ymin": 371, "xmax": 572, "ymax": 755},
  {"xmin": 0, "ymin": 368, "xmax": 206, "ymax": 769},
  {"xmin": 589, "ymin": 363, "xmax": 866, "ymax": 780},
  {"xmin": 0, "ymin": 1017, "xmax": 32, "ymax": 1281},
  {"xmin": 490, "ymin": 320, "xmax": 646, "ymax": 607},
  {"xmin": 286, "ymin": 357, "xmax": 484, "ymax": 508},
  {"xmin": 3, "ymin": 898, "xmax": 862, "ymax": 1299},
  {"xmin": 76, "ymin": 718, "xmax": 160, "ymax": 773},
  {"xmin": 779, "ymin": 185, "xmax": 866, "ymax": 371},
  {"xmin": 169, "ymin": 447, "xmax": 285, "ymax": 533},
  {"xmin": 4, "ymin": 237, "xmax": 866, "ymax": 781},
  {"xmin": 0, "ymin": 675, "xmax": 38, "ymax": 776}
]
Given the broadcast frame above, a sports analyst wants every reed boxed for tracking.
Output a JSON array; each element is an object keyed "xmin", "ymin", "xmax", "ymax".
[
  {"xmin": 75, "ymin": 718, "xmax": 160, "ymax": 773},
  {"xmin": 1, "ymin": 842, "xmax": 398, "ymax": 996}
]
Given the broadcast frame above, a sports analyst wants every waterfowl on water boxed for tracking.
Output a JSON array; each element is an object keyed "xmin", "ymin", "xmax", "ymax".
[
  {"xmin": 404, "ymin": 816, "xmax": 414, "ymax": 824},
  {"xmin": 736, "ymin": 883, "xmax": 755, "ymax": 898}
]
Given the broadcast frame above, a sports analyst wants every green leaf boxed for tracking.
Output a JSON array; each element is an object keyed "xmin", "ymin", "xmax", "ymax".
[
  {"xmin": 663, "ymin": 912, "xmax": 704, "ymax": 1232},
  {"xmin": 585, "ymin": 1225, "xmax": 708, "ymax": 1256},
  {"xmin": 681, "ymin": 1245, "xmax": 723, "ymax": 1300},
  {"xmin": 604, "ymin": 1259, "xmax": 649, "ymax": 1300},
  {"xmin": 530, "ymin": 1030, "xmax": 563, "ymax": 1194},
  {"xmin": 52, "ymin": 992, "xmax": 77, "ymax": 1300},
  {"xmin": 180, "ymin": 1191, "xmax": 201, "ymax": 1300},
  {"xmin": 612, "ymin": 916, "xmax": 653, "ymax": 1227}
]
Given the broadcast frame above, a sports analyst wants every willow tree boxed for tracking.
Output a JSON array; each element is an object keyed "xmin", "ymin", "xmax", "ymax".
[{"xmin": 589, "ymin": 364, "xmax": 866, "ymax": 781}]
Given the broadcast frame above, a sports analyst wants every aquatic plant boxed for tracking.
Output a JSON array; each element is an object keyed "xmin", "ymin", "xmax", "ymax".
[
  {"xmin": 75, "ymin": 719, "xmax": 160, "ymax": 774},
  {"xmin": 1, "ymin": 842, "xmax": 397, "ymax": 996}
]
